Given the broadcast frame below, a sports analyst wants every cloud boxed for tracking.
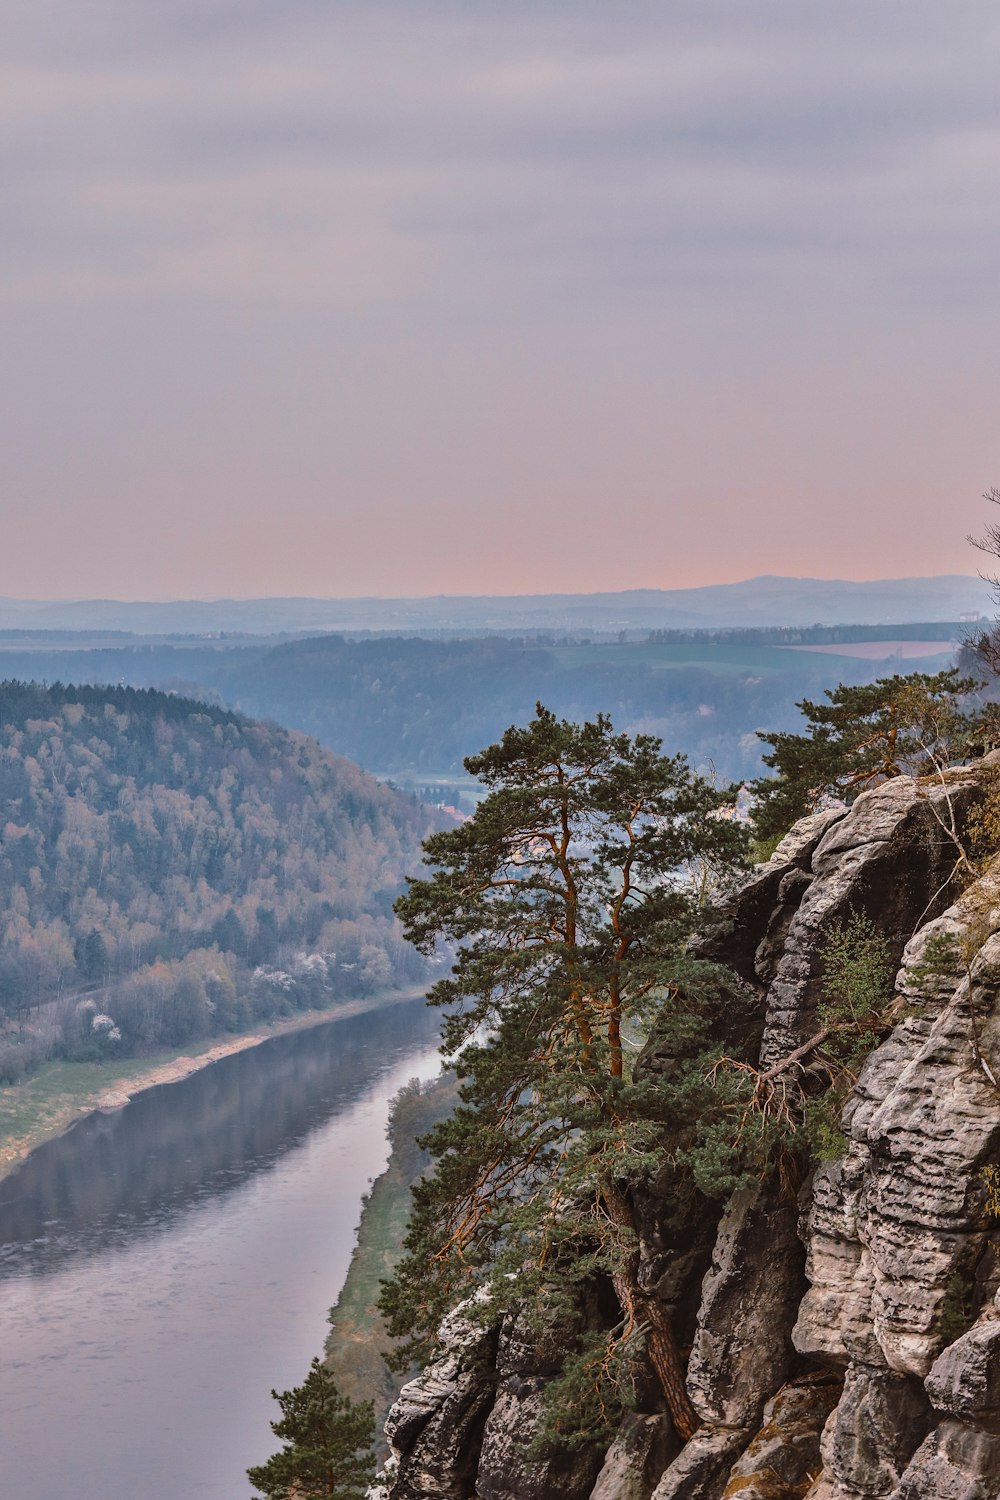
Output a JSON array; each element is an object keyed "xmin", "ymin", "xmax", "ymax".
[
  {"xmin": 2, "ymin": 1, "xmax": 999, "ymax": 596},
  {"xmin": 4, "ymin": 2, "xmax": 1000, "ymax": 312}
]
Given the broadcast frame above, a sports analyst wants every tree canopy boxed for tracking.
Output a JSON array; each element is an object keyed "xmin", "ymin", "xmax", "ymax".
[
  {"xmin": 380, "ymin": 705, "xmax": 748, "ymax": 1441},
  {"xmin": 247, "ymin": 1357, "xmax": 375, "ymax": 1500},
  {"xmin": 749, "ymin": 668, "xmax": 982, "ymax": 841}
]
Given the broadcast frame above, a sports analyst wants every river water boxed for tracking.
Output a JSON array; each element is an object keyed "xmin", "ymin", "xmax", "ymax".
[{"xmin": 0, "ymin": 997, "xmax": 442, "ymax": 1500}]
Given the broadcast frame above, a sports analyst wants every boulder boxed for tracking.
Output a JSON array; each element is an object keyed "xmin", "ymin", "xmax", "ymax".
[
  {"xmin": 649, "ymin": 1427, "xmax": 749, "ymax": 1500},
  {"xmin": 588, "ymin": 1412, "xmax": 678, "ymax": 1500},
  {"xmin": 822, "ymin": 1365, "xmax": 931, "ymax": 1498},
  {"xmin": 475, "ymin": 1378, "xmax": 605, "ymax": 1500},
  {"xmin": 889, "ymin": 1421, "xmax": 1000, "ymax": 1500},
  {"xmin": 723, "ymin": 1377, "xmax": 841, "ymax": 1498},
  {"xmin": 925, "ymin": 1318, "xmax": 1000, "ymax": 1431}
]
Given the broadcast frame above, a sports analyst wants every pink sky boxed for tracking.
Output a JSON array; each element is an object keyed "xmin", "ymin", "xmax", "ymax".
[{"xmin": 2, "ymin": 2, "xmax": 999, "ymax": 599}]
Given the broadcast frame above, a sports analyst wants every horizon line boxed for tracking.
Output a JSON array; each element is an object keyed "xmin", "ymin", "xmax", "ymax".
[{"xmin": 0, "ymin": 572, "xmax": 988, "ymax": 609}]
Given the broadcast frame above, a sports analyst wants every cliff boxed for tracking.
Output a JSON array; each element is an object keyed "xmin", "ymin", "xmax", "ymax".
[{"xmin": 375, "ymin": 758, "xmax": 1000, "ymax": 1500}]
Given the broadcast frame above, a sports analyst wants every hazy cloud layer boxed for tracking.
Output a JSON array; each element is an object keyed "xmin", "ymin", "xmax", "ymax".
[{"xmin": 3, "ymin": 2, "xmax": 999, "ymax": 597}]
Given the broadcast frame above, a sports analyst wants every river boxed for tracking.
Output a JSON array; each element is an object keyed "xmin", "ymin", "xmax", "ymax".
[{"xmin": 0, "ymin": 996, "xmax": 442, "ymax": 1500}]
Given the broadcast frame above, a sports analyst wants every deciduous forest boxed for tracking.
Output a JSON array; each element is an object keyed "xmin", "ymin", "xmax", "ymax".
[{"xmin": 0, "ymin": 683, "xmax": 437, "ymax": 1082}]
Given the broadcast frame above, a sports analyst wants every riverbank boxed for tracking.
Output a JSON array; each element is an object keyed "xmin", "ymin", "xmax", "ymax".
[
  {"xmin": 325, "ymin": 1070, "xmax": 457, "ymax": 1452},
  {"xmin": 0, "ymin": 986, "xmax": 430, "ymax": 1184}
]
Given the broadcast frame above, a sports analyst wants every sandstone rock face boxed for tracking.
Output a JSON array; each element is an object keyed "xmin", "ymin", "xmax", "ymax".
[
  {"xmin": 588, "ymin": 1413, "xmax": 677, "ymax": 1500},
  {"xmin": 723, "ymin": 1377, "xmax": 840, "ymax": 1498},
  {"xmin": 821, "ymin": 1364, "xmax": 932, "ymax": 1497},
  {"xmin": 686, "ymin": 1183, "xmax": 804, "ymax": 1428},
  {"xmin": 385, "ymin": 1368, "xmax": 495, "ymax": 1500},
  {"xmin": 793, "ymin": 1146, "xmax": 878, "ymax": 1367},
  {"xmin": 475, "ymin": 1380, "xmax": 603, "ymax": 1500},
  {"xmin": 785, "ymin": 814, "xmax": 1000, "ymax": 1500},
  {"xmin": 883, "ymin": 1311, "xmax": 1000, "ymax": 1498},
  {"xmin": 757, "ymin": 773, "xmax": 981, "ymax": 1070},
  {"xmin": 689, "ymin": 806, "xmax": 847, "ymax": 987},
  {"xmin": 382, "ymin": 1298, "xmax": 498, "ymax": 1500},
  {"xmin": 925, "ymin": 1317, "xmax": 1000, "ymax": 1428},
  {"xmin": 890, "ymin": 1420, "xmax": 1000, "ymax": 1499},
  {"xmin": 376, "ymin": 771, "xmax": 1000, "ymax": 1500},
  {"xmin": 647, "ymin": 1427, "xmax": 748, "ymax": 1500},
  {"xmin": 384, "ymin": 1361, "xmax": 495, "ymax": 1500}
]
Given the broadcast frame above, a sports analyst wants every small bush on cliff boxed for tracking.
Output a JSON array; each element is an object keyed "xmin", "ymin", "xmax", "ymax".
[
  {"xmin": 937, "ymin": 1272, "xmax": 978, "ymax": 1347},
  {"xmin": 966, "ymin": 763, "xmax": 1000, "ymax": 857},
  {"xmin": 800, "ymin": 1093, "xmax": 850, "ymax": 1163},
  {"xmin": 979, "ymin": 1164, "xmax": 1000, "ymax": 1223},
  {"xmin": 818, "ymin": 912, "xmax": 894, "ymax": 1065},
  {"xmin": 682, "ymin": 912, "xmax": 897, "ymax": 1184}
]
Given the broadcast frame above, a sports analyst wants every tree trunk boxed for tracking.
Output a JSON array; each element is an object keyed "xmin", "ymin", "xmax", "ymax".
[{"xmin": 601, "ymin": 1182, "xmax": 701, "ymax": 1442}]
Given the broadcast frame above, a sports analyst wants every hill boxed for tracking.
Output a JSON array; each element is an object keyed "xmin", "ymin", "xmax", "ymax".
[
  {"xmin": 0, "ymin": 632, "xmax": 967, "ymax": 793},
  {"xmin": 0, "ymin": 574, "xmax": 990, "ymax": 634},
  {"xmin": 0, "ymin": 683, "xmax": 437, "ymax": 1084},
  {"xmin": 206, "ymin": 633, "xmax": 964, "ymax": 789}
]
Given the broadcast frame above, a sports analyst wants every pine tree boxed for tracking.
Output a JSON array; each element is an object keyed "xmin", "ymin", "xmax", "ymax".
[
  {"xmin": 247, "ymin": 1357, "xmax": 375, "ymax": 1500},
  {"xmin": 379, "ymin": 705, "xmax": 748, "ymax": 1442},
  {"xmin": 750, "ymin": 669, "xmax": 980, "ymax": 841}
]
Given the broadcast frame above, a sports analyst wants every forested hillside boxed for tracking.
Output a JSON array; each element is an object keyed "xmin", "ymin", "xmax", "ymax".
[
  {"xmin": 0, "ymin": 632, "xmax": 961, "ymax": 789},
  {"xmin": 0, "ymin": 683, "xmax": 437, "ymax": 1082},
  {"xmin": 210, "ymin": 635, "xmax": 961, "ymax": 785}
]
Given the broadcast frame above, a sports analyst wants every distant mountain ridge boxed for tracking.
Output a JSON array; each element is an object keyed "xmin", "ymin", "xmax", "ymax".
[{"xmin": 0, "ymin": 575, "xmax": 991, "ymax": 635}]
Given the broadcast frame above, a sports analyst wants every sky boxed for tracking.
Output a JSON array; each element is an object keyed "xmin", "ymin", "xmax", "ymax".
[{"xmin": 3, "ymin": 1, "xmax": 1000, "ymax": 600}]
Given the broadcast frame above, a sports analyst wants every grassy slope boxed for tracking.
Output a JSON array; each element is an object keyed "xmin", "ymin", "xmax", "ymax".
[{"xmin": 325, "ymin": 1072, "xmax": 458, "ymax": 1442}]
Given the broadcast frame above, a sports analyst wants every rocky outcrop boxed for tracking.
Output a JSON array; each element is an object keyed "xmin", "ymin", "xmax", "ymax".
[
  {"xmin": 382, "ymin": 1299, "xmax": 498, "ymax": 1500},
  {"xmin": 382, "ymin": 1300, "xmax": 608, "ymax": 1500},
  {"xmin": 690, "ymin": 806, "xmax": 847, "ymax": 988},
  {"xmin": 723, "ymin": 1376, "xmax": 840, "ymax": 1498},
  {"xmin": 376, "ymin": 767, "xmax": 1000, "ymax": 1500},
  {"xmin": 756, "ymin": 772, "xmax": 981, "ymax": 1069},
  {"xmin": 589, "ymin": 1414, "xmax": 677, "ymax": 1500},
  {"xmin": 686, "ymin": 1183, "xmax": 804, "ymax": 1430},
  {"xmin": 925, "ymin": 1314, "xmax": 1000, "ymax": 1428}
]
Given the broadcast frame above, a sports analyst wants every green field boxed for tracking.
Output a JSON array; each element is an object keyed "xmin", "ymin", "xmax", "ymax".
[{"xmin": 547, "ymin": 641, "xmax": 870, "ymax": 675}]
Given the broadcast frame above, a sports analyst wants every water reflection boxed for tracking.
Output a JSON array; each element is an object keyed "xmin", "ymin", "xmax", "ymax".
[
  {"xmin": 0, "ymin": 997, "xmax": 440, "ymax": 1273},
  {"xmin": 0, "ymin": 996, "xmax": 443, "ymax": 1500}
]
